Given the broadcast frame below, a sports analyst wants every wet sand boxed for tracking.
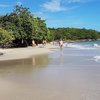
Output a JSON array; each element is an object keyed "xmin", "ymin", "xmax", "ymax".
[{"xmin": 0, "ymin": 47, "xmax": 100, "ymax": 100}]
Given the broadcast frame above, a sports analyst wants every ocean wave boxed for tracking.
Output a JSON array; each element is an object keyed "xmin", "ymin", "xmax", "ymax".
[
  {"xmin": 65, "ymin": 42, "xmax": 100, "ymax": 50},
  {"xmin": 94, "ymin": 56, "xmax": 100, "ymax": 62},
  {"xmin": 94, "ymin": 43, "xmax": 100, "ymax": 48},
  {"xmin": 66, "ymin": 43, "xmax": 95, "ymax": 50}
]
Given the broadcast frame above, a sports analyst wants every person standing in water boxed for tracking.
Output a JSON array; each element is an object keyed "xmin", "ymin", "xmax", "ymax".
[
  {"xmin": 59, "ymin": 39, "xmax": 63, "ymax": 49},
  {"xmin": 59, "ymin": 39, "xmax": 63, "ymax": 64}
]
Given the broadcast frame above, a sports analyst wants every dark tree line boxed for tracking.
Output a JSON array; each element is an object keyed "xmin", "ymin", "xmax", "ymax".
[{"xmin": 49, "ymin": 28, "xmax": 100, "ymax": 41}]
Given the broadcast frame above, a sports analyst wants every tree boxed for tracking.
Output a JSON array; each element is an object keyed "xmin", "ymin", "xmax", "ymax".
[
  {"xmin": 0, "ymin": 29, "xmax": 14, "ymax": 48},
  {"xmin": 32, "ymin": 17, "xmax": 51, "ymax": 43},
  {"xmin": 49, "ymin": 27, "xmax": 100, "ymax": 41},
  {"xmin": 0, "ymin": 5, "xmax": 51, "ymax": 46}
]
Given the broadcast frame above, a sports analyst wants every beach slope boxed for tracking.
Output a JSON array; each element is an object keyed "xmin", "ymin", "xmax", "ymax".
[{"xmin": 0, "ymin": 44, "xmax": 58, "ymax": 61}]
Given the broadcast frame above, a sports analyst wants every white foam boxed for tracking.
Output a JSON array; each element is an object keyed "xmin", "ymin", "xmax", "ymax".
[
  {"xmin": 94, "ymin": 56, "xmax": 100, "ymax": 62},
  {"xmin": 66, "ymin": 43, "xmax": 95, "ymax": 50},
  {"xmin": 94, "ymin": 44, "xmax": 100, "ymax": 48}
]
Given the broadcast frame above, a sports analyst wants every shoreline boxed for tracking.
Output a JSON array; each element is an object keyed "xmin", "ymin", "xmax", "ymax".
[
  {"xmin": 64, "ymin": 39, "xmax": 100, "ymax": 43},
  {"xmin": 1, "ymin": 39, "xmax": 99, "ymax": 61},
  {"xmin": 0, "ymin": 44, "xmax": 58, "ymax": 61}
]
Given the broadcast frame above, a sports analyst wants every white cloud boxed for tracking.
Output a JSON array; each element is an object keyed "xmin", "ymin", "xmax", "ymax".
[
  {"xmin": 42, "ymin": 0, "xmax": 81, "ymax": 12},
  {"xmin": 42, "ymin": 0, "xmax": 66, "ymax": 12},
  {"xmin": 65, "ymin": 0, "xmax": 96, "ymax": 3},
  {"xmin": 42, "ymin": 0, "xmax": 95, "ymax": 12},
  {"xmin": 0, "ymin": 4, "xmax": 10, "ymax": 7}
]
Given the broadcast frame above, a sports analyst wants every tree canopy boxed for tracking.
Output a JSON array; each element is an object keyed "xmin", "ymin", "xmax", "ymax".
[
  {"xmin": 49, "ymin": 28, "xmax": 100, "ymax": 41},
  {"xmin": 0, "ymin": 29, "xmax": 14, "ymax": 48},
  {"xmin": 0, "ymin": 5, "xmax": 51, "ymax": 47}
]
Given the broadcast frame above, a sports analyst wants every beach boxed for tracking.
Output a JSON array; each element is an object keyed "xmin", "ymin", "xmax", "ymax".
[
  {"xmin": 0, "ymin": 43, "xmax": 58, "ymax": 61},
  {"xmin": 0, "ymin": 41, "xmax": 100, "ymax": 100}
]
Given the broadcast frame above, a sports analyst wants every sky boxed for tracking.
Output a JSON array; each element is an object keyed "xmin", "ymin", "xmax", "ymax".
[{"xmin": 0, "ymin": 0, "xmax": 100, "ymax": 31}]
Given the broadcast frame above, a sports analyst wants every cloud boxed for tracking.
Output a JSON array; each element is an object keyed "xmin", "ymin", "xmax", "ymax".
[
  {"xmin": 65, "ymin": 0, "xmax": 96, "ymax": 3},
  {"xmin": 42, "ymin": 0, "xmax": 68, "ymax": 12},
  {"xmin": 42, "ymin": 0, "xmax": 80, "ymax": 12},
  {"xmin": 0, "ymin": 4, "xmax": 10, "ymax": 7}
]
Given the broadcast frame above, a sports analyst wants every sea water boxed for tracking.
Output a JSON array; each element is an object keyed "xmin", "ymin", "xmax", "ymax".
[
  {"xmin": 65, "ymin": 40, "xmax": 100, "ymax": 62},
  {"xmin": 0, "ymin": 40, "xmax": 100, "ymax": 100}
]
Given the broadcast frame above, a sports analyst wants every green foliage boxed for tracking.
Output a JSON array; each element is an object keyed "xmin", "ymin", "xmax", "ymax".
[
  {"xmin": 32, "ymin": 17, "xmax": 51, "ymax": 43},
  {"xmin": 0, "ymin": 29, "xmax": 14, "ymax": 47},
  {"xmin": 49, "ymin": 28, "xmax": 100, "ymax": 41},
  {"xmin": 0, "ymin": 5, "xmax": 34, "ymax": 40},
  {"xmin": 0, "ymin": 5, "xmax": 50, "ymax": 46}
]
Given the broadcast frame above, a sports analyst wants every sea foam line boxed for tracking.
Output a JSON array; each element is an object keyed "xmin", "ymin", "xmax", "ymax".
[{"xmin": 94, "ymin": 55, "xmax": 100, "ymax": 62}]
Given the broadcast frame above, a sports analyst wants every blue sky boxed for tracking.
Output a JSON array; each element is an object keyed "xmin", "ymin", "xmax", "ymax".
[{"xmin": 0, "ymin": 0, "xmax": 100, "ymax": 31}]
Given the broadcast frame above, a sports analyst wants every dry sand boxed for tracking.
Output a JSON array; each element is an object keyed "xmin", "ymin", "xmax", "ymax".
[{"xmin": 0, "ymin": 44, "xmax": 58, "ymax": 61}]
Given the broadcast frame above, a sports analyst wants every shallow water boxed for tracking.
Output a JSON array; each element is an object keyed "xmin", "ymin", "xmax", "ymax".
[{"xmin": 0, "ymin": 41, "xmax": 100, "ymax": 100}]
